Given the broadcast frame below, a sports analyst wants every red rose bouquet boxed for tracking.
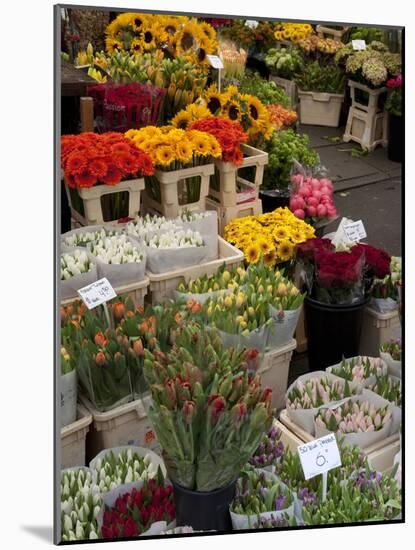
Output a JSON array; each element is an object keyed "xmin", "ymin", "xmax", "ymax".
[
  {"xmin": 189, "ymin": 117, "xmax": 248, "ymax": 165},
  {"xmin": 61, "ymin": 131, "xmax": 154, "ymax": 189},
  {"xmin": 297, "ymin": 238, "xmax": 391, "ymax": 305},
  {"xmin": 101, "ymin": 478, "xmax": 175, "ymax": 539}
]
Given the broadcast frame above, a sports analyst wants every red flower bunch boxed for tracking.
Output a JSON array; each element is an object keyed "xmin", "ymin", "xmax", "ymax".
[
  {"xmin": 189, "ymin": 117, "xmax": 248, "ymax": 165},
  {"xmin": 315, "ymin": 247, "xmax": 364, "ymax": 290},
  {"xmin": 387, "ymin": 74, "xmax": 402, "ymax": 89},
  {"xmin": 353, "ymin": 243, "xmax": 391, "ymax": 279},
  {"xmin": 101, "ymin": 479, "xmax": 175, "ymax": 539},
  {"xmin": 296, "ymin": 237, "xmax": 334, "ymax": 261},
  {"xmin": 61, "ymin": 131, "xmax": 154, "ymax": 189}
]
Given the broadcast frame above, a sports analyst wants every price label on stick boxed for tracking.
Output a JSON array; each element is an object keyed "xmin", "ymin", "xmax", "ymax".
[
  {"xmin": 77, "ymin": 277, "xmax": 117, "ymax": 309},
  {"xmin": 352, "ymin": 39, "xmax": 366, "ymax": 50},
  {"xmin": 207, "ymin": 55, "xmax": 224, "ymax": 69},
  {"xmin": 343, "ymin": 219, "xmax": 367, "ymax": 243},
  {"xmin": 298, "ymin": 433, "xmax": 341, "ymax": 481}
]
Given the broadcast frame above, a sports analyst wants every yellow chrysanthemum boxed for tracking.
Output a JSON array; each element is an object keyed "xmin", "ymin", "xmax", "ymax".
[
  {"xmin": 208, "ymin": 137, "xmax": 222, "ymax": 158},
  {"xmin": 263, "ymin": 249, "xmax": 277, "ymax": 268},
  {"xmin": 245, "ymin": 243, "xmax": 261, "ymax": 264},
  {"xmin": 257, "ymin": 239, "xmax": 273, "ymax": 254},
  {"xmin": 273, "ymin": 226, "xmax": 289, "ymax": 241},
  {"xmin": 156, "ymin": 145, "xmax": 175, "ymax": 167},
  {"xmin": 192, "ymin": 135, "xmax": 211, "ymax": 157},
  {"xmin": 175, "ymin": 141, "xmax": 193, "ymax": 164},
  {"xmin": 276, "ymin": 240, "xmax": 295, "ymax": 262},
  {"xmin": 290, "ymin": 228, "xmax": 307, "ymax": 244}
]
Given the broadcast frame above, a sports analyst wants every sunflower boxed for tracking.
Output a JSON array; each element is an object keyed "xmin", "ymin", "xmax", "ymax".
[
  {"xmin": 205, "ymin": 87, "xmax": 223, "ymax": 115},
  {"xmin": 276, "ymin": 240, "xmax": 295, "ymax": 262},
  {"xmin": 175, "ymin": 141, "xmax": 193, "ymax": 164},
  {"xmin": 245, "ymin": 243, "xmax": 261, "ymax": 264},
  {"xmin": 156, "ymin": 145, "xmax": 175, "ymax": 167},
  {"xmin": 105, "ymin": 37, "xmax": 124, "ymax": 53},
  {"xmin": 130, "ymin": 37, "xmax": 143, "ymax": 54},
  {"xmin": 141, "ymin": 22, "xmax": 157, "ymax": 50},
  {"xmin": 226, "ymin": 101, "xmax": 242, "ymax": 121},
  {"xmin": 263, "ymin": 249, "xmax": 277, "ymax": 268},
  {"xmin": 199, "ymin": 21, "xmax": 216, "ymax": 41},
  {"xmin": 245, "ymin": 95, "xmax": 263, "ymax": 123},
  {"xmin": 176, "ymin": 21, "xmax": 202, "ymax": 53},
  {"xmin": 273, "ymin": 226, "xmax": 289, "ymax": 241},
  {"xmin": 131, "ymin": 13, "xmax": 148, "ymax": 32},
  {"xmin": 172, "ymin": 111, "xmax": 192, "ymax": 130},
  {"xmin": 274, "ymin": 30, "xmax": 283, "ymax": 41}
]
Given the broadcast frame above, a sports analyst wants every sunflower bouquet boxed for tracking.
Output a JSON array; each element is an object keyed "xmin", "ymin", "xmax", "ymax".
[
  {"xmin": 200, "ymin": 84, "xmax": 273, "ymax": 145},
  {"xmin": 224, "ymin": 207, "xmax": 315, "ymax": 267},
  {"xmin": 105, "ymin": 13, "xmax": 217, "ymax": 66},
  {"xmin": 274, "ymin": 23, "xmax": 314, "ymax": 44}
]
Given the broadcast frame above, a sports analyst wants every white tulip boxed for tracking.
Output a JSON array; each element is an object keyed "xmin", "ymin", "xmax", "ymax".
[
  {"xmin": 75, "ymin": 521, "xmax": 85, "ymax": 539},
  {"xmin": 89, "ymin": 530, "xmax": 99, "ymax": 540},
  {"xmin": 63, "ymin": 514, "xmax": 73, "ymax": 533}
]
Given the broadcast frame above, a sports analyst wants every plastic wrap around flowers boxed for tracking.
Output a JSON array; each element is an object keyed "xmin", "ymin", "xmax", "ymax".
[
  {"xmin": 61, "ymin": 250, "xmax": 93, "ymax": 280},
  {"xmin": 225, "ymin": 207, "xmax": 315, "ymax": 267}
]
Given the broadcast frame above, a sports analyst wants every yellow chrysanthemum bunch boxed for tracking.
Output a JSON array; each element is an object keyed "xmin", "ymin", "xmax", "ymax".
[
  {"xmin": 224, "ymin": 207, "xmax": 315, "ymax": 266},
  {"xmin": 105, "ymin": 13, "xmax": 217, "ymax": 64},
  {"xmin": 125, "ymin": 125, "xmax": 222, "ymax": 169},
  {"xmin": 200, "ymin": 84, "xmax": 273, "ymax": 144},
  {"xmin": 274, "ymin": 23, "xmax": 314, "ymax": 44}
]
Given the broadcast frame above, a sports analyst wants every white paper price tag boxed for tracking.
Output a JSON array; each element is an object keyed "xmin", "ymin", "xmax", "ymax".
[
  {"xmin": 343, "ymin": 220, "xmax": 367, "ymax": 243},
  {"xmin": 245, "ymin": 19, "xmax": 259, "ymax": 29},
  {"xmin": 352, "ymin": 39, "xmax": 366, "ymax": 50},
  {"xmin": 298, "ymin": 433, "xmax": 341, "ymax": 480},
  {"xmin": 77, "ymin": 277, "xmax": 117, "ymax": 309},
  {"xmin": 207, "ymin": 55, "xmax": 224, "ymax": 69}
]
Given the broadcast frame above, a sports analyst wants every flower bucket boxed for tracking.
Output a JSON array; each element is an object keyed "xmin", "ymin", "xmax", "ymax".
[
  {"xmin": 267, "ymin": 305, "xmax": 302, "ymax": 349},
  {"xmin": 304, "ymin": 296, "xmax": 370, "ymax": 372},
  {"xmin": 61, "ymin": 370, "xmax": 77, "ymax": 428},
  {"xmin": 259, "ymin": 188, "xmax": 290, "ymax": 213},
  {"xmin": 172, "ymin": 479, "xmax": 236, "ymax": 531},
  {"xmin": 298, "ymin": 90, "xmax": 344, "ymax": 127}
]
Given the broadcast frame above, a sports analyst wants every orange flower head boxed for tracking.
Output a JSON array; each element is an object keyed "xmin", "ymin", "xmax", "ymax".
[
  {"xmin": 112, "ymin": 302, "xmax": 125, "ymax": 321},
  {"xmin": 94, "ymin": 331, "xmax": 107, "ymax": 347},
  {"xmin": 191, "ymin": 302, "xmax": 202, "ymax": 314},
  {"xmin": 174, "ymin": 312, "xmax": 183, "ymax": 325},
  {"xmin": 69, "ymin": 320, "xmax": 80, "ymax": 329},
  {"xmin": 148, "ymin": 336, "xmax": 158, "ymax": 348},
  {"xmin": 136, "ymin": 305, "xmax": 145, "ymax": 314},
  {"xmin": 133, "ymin": 339, "xmax": 144, "ymax": 356},
  {"xmin": 95, "ymin": 351, "xmax": 106, "ymax": 365},
  {"xmin": 139, "ymin": 321, "xmax": 150, "ymax": 334},
  {"xmin": 126, "ymin": 310, "xmax": 134, "ymax": 318}
]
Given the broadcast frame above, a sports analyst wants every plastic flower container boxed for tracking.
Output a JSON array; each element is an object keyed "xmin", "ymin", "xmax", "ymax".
[
  {"xmin": 359, "ymin": 306, "xmax": 401, "ymax": 357},
  {"xmin": 268, "ymin": 75, "xmax": 298, "ymax": 108},
  {"xmin": 298, "ymin": 90, "xmax": 344, "ymax": 127},
  {"xmin": 61, "ymin": 404, "xmax": 93, "ymax": 469},
  {"xmin": 206, "ymin": 196, "xmax": 263, "ymax": 236},
  {"xmin": 259, "ymin": 339, "xmax": 297, "ymax": 410}
]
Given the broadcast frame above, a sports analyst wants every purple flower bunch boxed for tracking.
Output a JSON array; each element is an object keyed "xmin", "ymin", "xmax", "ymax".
[{"xmin": 249, "ymin": 425, "xmax": 285, "ymax": 468}]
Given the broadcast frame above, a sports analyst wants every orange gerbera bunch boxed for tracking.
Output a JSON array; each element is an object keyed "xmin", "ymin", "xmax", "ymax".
[
  {"xmin": 267, "ymin": 104, "xmax": 298, "ymax": 131},
  {"xmin": 189, "ymin": 117, "xmax": 248, "ymax": 165},
  {"xmin": 61, "ymin": 131, "xmax": 154, "ymax": 189}
]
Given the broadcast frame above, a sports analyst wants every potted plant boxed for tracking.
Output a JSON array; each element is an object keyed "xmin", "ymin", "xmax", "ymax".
[
  {"xmin": 260, "ymin": 129, "xmax": 319, "ymax": 212},
  {"xmin": 295, "ymin": 61, "xmax": 346, "ymax": 127},
  {"xmin": 296, "ymin": 238, "xmax": 391, "ymax": 371},
  {"xmin": 143, "ymin": 324, "xmax": 274, "ymax": 531},
  {"xmin": 385, "ymin": 74, "xmax": 403, "ymax": 162}
]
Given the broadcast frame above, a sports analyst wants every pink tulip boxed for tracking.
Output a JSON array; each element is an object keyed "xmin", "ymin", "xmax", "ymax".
[
  {"xmin": 290, "ymin": 198, "xmax": 299, "ymax": 211},
  {"xmin": 299, "ymin": 185, "xmax": 312, "ymax": 198},
  {"xmin": 297, "ymin": 196, "xmax": 306, "ymax": 209},
  {"xmin": 374, "ymin": 414, "xmax": 382, "ymax": 428},
  {"xmin": 366, "ymin": 424, "xmax": 375, "ymax": 432},
  {"xmin": 312, "ymin": 190, "xmax": 322, "ymax": 201},
  {"xmin": 293, "ymin": 208, "xmax": 305, "ymax": 220},
  {"xmin": 320, "ymin": 194, "xmax": 331, "ymax": 203},
  {"xmin": 306, "ymin": 196, "xmax": 319, "ymax": 207},
  {"xmin": 327, "ymin": 206, "xmax": 337, "ymax": 218},
  {"xmin": 311, "ymin": 178, "xmax": 320, "ymax": 187},
  {"xmin": 317, "ymin": 204, "xmax": 327, "ymax": 218},
  {"xmin": 306, "ymin": 206, "xmax": 316, "ymax": 217}
]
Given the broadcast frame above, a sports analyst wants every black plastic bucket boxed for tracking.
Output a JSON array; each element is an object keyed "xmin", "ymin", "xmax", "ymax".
[
  {"xmin": 172, "ymin": 479, "xmax": 237, "ymax": 531},
  {"xmin": 259, "ymin": 189, "xmax": 290, "ymax": 213},
  {"xmin": 387, "ymin": 113, "xmax": 403, "ymax": 163},
  {"xmin": 304, "ymin": 296, "xmax": 369, "ymax": 371}
]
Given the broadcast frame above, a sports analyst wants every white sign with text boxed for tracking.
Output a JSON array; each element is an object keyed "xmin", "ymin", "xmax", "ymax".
[
  {"xmin": 352, "ymin": 39, "xmax": 366, "ymax": 50},
  {"xmin": 298, "ymin": 433, "xmax": 341, "ymax": 480},
  {"xmin": 343, "ymin": 219, "xmax": 367, "ymax": 243},
  {"xmin": 77, "ymin": 277, "xmax": 117, "ymax": 309},
  {"xmin": 207, "ymin": 55, "xmax": 224, "ymax": 69}
]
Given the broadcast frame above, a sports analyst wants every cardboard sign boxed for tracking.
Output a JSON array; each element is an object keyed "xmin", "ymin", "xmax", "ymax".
[
  {"xmin": 207, "ymin": 55, "xmax": 224, "ymax": 69},
  {"xmin": 352, "ymin": 39, "xmax": 366, "ymax": 50},
  {"xmin": 298, "ymin": 433, "xmax": 341, "ymax": 480},
  {"xmin": 343, "ymin": 220, "xmax": 367, "ymax": 243},
  {"xmin": 77, "ymin": 277, "xmax": 117, "ymax": 309}
]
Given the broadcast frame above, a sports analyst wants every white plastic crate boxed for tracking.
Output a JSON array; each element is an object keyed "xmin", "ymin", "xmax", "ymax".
[
  {"xmin": 142, "ymin": 164, "xmax": 214, "ymax": 218},
  {"xmin": 359, "ymin": 306, "xmax": 401, "ymax": 357},
  {"xmin": 259, "ymin": 339, "xmax": 297, "ymax": 410},
  {"xmin": 298, "ymin": 90, "xmax": 344, "ymax": 127},
  {"xmin": 146, "ymin": 236, "xmax": 244, "ymax": 304},
  {"xmin": 61, "ymin": 404, "xmax": 92, "ymax": 469},
  {"xmin": 206, "ymin": 196, "xmax": 263, "ymax": 236},
  {"xmin": 65, "ymin": 178, "xmax": 145, "ymax": 226},
  {"xmin": 209, "ymin": 144, "xmax": 268, "ymax": 207},
  {"xmin": 279, "ymin": 409, "xmax": 400, "ymax": 472},
  {"xmin": 80, "ymin": 394, "xmax": 160, "ymax": 464}
]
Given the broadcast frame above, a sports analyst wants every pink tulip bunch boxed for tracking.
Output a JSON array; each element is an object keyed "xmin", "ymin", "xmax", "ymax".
[
  {"xmin": 286, "ymin": 377, "xmax": 356, "ymax": 410},
  {"xmin": 289, "ymin": 173, "xmax": 337, "ymax": 222},
  {"xmin": 315, "ymin": 400, "xmax": 392, "ymax": 434},
  {"xmin": 331, "ymin": 356, "xmax": 387, "ymax": 385}
]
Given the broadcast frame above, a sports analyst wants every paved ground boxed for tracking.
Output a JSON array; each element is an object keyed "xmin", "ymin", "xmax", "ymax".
[{"xmin": 288, "ymin": 124, "xmax": 403, "ymax": 384}]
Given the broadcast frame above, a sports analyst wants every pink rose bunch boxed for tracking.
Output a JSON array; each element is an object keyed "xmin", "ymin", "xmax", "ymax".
[
  {"xmin": 289, "ymin": 173, "xmax": 337, "ymax": 223},
  {"xmin": 386, "ymin": 74, "xmax": 402, "ymax": 89}
]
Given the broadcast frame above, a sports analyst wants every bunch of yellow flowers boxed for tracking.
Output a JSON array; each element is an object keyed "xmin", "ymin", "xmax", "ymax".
[
  {"xmin": 274, "ymin": 23, "xmax": 314, "ymax": 44},
  {"xmin": 105, "ymin": 13, "xmax": 217, "ymax": 65},
  {"xmin": 200, "ymin": 84, "xmax": 273, "ymax": 143},
  {"xmin": 125, "ymin": 125, "xmax": 222, "ymax": 169},
  {"xmin": 224, "ymin": 207, "xmax": 315, "ymax": 266}
]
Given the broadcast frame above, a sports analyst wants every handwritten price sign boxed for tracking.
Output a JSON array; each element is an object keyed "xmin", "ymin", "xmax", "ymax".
[
  {"xmin": 343, "ymin": 220, "xmax": 367, "ymax": 243},
  {"xmin": 298, "ymin": 433, "xmax": 341, "ymax": 480},
  {"xmin": 77, "ymin": 277, "xmax": 117, "ymax": 309}
]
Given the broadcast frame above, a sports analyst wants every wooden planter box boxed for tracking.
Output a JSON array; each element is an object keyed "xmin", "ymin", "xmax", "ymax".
[
  {"xmin": 298, "ymin": 90, "xmax": 344, "ymax": 127},
  {"xmin": 142, "ymin": 163, "xmax": 214, "ymax": 218},
  {"xmin": 315, "ymin": 25, "xmax": 350, "ymax": 42},
  {"xmin": 343, "ymin": 80, "xmax": 388, "ymax": 151},
  {"xmin": 65, "ymin": 178, "xmax": 145, "ymax": 226},
  {"xmin": 269, "ymin": 75, "xmax": 298, "ymax": 109},
  {"xmin": 279, "ymin": 408, "xmax": 400, "ymax": 473},
  {"xmin": 206, "ymin": 196, "xmax": 263, "ymax": 236},
  {"xmin": 209, "ymin": 144, "xmax": 268, "ymax": 207}
]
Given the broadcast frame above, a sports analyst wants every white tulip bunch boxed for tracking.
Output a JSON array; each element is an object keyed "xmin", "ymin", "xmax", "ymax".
[
  {"xmin": 92, "ymin": 449, "xmax": 161, "ymax": 493},
  {"xmin": 89, "ymin": 235, "xmax": 144, "ymax": 264},
  {"xmin": 146, "ymin": 229, "xmax": 204, "ymax": 249},
  {"xmin": 126, "ymin": 214, "xmax": 181, "ymax": 239},
  {"xmin": 61, "ymin": 250, "xmax": 92, "ymax": 280},
  {"xmin": 62, "ymin": 227, "xmax": 118, "ymax": 248},
  {"xmin": 179, "ymin": 210, "xmax": 210, "ymax": 222},
  {"xmin": 60, "ymin": 469, "xmax": 101, "ymax": 541}
]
